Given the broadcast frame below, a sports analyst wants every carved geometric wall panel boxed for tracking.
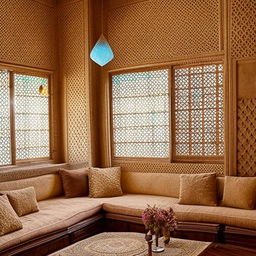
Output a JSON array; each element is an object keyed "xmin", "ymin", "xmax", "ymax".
[
  {"xmin": 58, "ymin": 0, "xmax": 90, "ymax": 164},
  {"xmin": 106, "ymin": 0, "xmax": 222, "ymax": 69},
  {"xmin": 237, "ymin": 98, "xmax": 256, "ymax": 176},
  {"xmin": 0, "ymin": 0, "xmax": 57, "ymax": 70},
  {"xmin": 33, "ymin": 0, "xmax": 56, "ymax": 7},
  {"xmin": 231, "ymin": 0, "xmax": 256, "ymax": 58},
  {"xmin": 113, "ymin": 160, "xmax": 224, "ymax": 176}
]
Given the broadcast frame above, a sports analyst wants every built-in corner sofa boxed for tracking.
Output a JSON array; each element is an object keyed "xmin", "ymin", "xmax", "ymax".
[{"xmin": 0, "ymin": 165, "xmax": 256, "ymax": 256}]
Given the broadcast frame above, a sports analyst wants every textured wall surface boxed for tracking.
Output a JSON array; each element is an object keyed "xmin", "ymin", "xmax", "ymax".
[
  {"xmin": 58, "ymin": 0, "xmax": 90, "ymax": 164},
  {"xmin": 0, "ymin": 0, "xmax": 57, "ymax": 70},
  {"xmin": 232, "ymin": 0, "xmax": 256, "ymax": 176},
  {"xmin": 237, "ymin": 99, "xmax": 256, "ymax": 176},
  {"xmin": 114, "ymin": 160, "xmax": 224, "ymax": 176},
  {"xmin": 231, "ymin": 0, "xmax": 256, "ymax": 59},
  {"xmin": 105, "ymin": 0, "xmax": 222, "ymax": 70},
  {"xmin": 104, "ymin": 0, "xmax": 225, "ymax": 174}
]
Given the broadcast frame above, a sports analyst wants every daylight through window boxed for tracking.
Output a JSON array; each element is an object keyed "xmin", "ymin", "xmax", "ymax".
[{"xmin": 0, "ymin": 70, "xmax": 50, "ymax": 166}]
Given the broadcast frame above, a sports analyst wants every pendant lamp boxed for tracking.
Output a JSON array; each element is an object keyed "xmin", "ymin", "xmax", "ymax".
[{"xmin": 90, "ymin": 0, "xmax": 114, "ymax": 66}]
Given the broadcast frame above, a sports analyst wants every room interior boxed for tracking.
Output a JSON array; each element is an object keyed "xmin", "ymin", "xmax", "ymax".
[{"xmin": 0, "ymin": 0, "xmax": 256, "ymax": 255}]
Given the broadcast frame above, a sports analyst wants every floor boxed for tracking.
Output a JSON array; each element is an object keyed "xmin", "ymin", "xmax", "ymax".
[{"xmin": 201, "ymin": 243, "xmax": 256, "ymax": 256}]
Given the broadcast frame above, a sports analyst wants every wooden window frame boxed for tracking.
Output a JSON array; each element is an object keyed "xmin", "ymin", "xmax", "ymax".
[
  {"xmin": 171, "ymin": 62, "xmax": 224, "ymax": 164},
  {"xmin": 109, "ymin": 67, "xmax": 171, "ymax": 162},
  {"xmin": 0, "ymin": 64, "xmax": 54, "ymax": 167},
  {"xmin": 109, "ymin": 61, "xmax": 224, "ymax": 164}
]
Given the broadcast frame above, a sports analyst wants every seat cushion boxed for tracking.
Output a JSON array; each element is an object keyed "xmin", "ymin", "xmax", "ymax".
[
  {"xmin": 98, "ymin": 194, "xmax": 256, "ymax": 230},
  {"xmin": 94, "ymin": 194, "xmax": 179, "ymax": 216},
  {"xmin": 0, "ymin": 197, "xmax": 102, "ymax": 251}
]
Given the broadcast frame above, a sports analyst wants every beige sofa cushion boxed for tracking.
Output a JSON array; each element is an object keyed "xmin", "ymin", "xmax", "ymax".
[
  {"xmin": 121, "ymin": 172, "xmax": 180, "ymax": 198},
  {"xmin": 89, "ymin": 167, "xmax": 123, "ymax": 198},
  {"xmin": 0, "ymin": 195, "xmax": 23, "ymax": 236},
  {"xmin": 60, "ymin": 168, "xmax": 89, "ymax": 198},
  {"xmin": 122, "ymin": 172, "xmax": 224, "ymax": 200},
  {"xmin": 0, "ymin": 197, "xmax": 102, "ymax": 252},
  {"xmin": 98, "ymin": 194, "xmax": 256, "ymax": 230},
  {"xmin": 179, "ymin": 173, "xmax": 217, "ymax": 206},
  {"xmin": 0, "ymin": 174, "xmax": 63, "ymax": 201},
  {"xmin": 6, "ymin": 187, "xmax": 39, "ymax": 216},
  {"xmin": 221, "ymin": 176, "xmax": 256, "ymax": 209}
]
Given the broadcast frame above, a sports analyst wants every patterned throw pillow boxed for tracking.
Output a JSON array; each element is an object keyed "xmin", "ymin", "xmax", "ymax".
[
  {"xmin": 0, "ymin": 194, "xmax": 23, "ymax": 236},
  {"xmin": 6, "ymin": 187, "xmax": 39, "ymax": 216},
  {"xmin": 88, "ymin": 167, "xmax": 123, "ymax": 198}
]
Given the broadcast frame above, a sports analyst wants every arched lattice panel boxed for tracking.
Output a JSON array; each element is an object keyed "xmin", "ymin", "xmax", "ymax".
[
  {"xmin": 114, "ymin": 160, "xmax": 224, "ymax": 176},
  {"xmin": 0, "ymin": 0, "xmax": 57, "ymax": 70},
  {"xmin": 231, "ymin": 0, "xmax": 256, "ymax": 58},
  {"xmin": 58, "ymin": 0, "xmax": 90, "ymax": 164},
  {"xmin": 237, "ymin": 98, "xmax": 256, "ymax": 176},
  {"xmin": 106, "ymin": 0, "xmax": 222, "ymax": 69}
]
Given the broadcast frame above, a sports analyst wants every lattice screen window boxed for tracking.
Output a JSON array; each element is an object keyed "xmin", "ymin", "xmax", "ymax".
[
  {"xmin": 14, "ymin": 74, "xmax": 50, "ymax": 160},
  {"xmin": 0, "ymin": 69, "xmax": 50, "ymax": 167},
  {"xmin": 174, "ymin": 63, "xmax": 224, "ymax": 159},
  {"xmin": 112, "ymin": 70, "xmax": 169, "ymax": 158},
  {"xmin": 0, "ymin": 70, "xmax": 12, "ymax": 166}
]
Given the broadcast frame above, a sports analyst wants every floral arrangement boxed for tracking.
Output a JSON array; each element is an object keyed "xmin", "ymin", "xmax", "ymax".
[{"xmin": 142, "ymin": 205, "xmax": 177, "ymax": 244}]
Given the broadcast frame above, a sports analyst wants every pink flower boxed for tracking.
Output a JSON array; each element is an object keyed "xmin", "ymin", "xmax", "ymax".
[{"xmin": 142, "ymin": 205, "xmax": 177, "ymax": 234}]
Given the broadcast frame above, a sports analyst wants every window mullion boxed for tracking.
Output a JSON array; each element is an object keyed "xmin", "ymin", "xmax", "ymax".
[{"xmin": 9, "ymin": 71, "xmax": 16, "ymax": 165}]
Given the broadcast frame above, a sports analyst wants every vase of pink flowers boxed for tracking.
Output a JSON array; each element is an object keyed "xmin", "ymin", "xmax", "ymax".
[{"xmin": 142, "ymin": 205, "xmax": 177, "ymax": 252}]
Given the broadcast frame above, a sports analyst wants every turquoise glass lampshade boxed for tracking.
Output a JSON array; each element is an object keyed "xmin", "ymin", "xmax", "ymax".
[{"xmin": 90, "ymin": 34, "xmax": 114, "ymax": 66}]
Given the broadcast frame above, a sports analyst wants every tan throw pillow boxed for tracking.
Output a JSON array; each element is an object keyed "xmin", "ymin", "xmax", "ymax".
[
  {"xmin": 179, "ymin": 173, "xmax": 217, "ymax": 206},
  {"xmin": 89, "ymin": 167, "xmax": 123, "ymax": 198},
  {"xmin": 0, "ymin": 194, "xmax": 23, "ymax": 236},
  {"xmin": 60, "ymin": 168, "xmax": 89, "ymax": 198},
  {"xmin": 221, "ymin": 176, "xmax": 256, "ymax": 209},
  {"xmin": 6, "ymin": 187, "xmax": 39, "ymax": 216}
]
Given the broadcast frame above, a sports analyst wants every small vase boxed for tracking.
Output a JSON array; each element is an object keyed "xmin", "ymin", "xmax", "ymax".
[
  {"xmin": 163, "ymin": 229, "xmax": 171, "ymax": 245},
  {"xmin": 152, "ymin": 233, "xmax": 165, "ymax": 253}
]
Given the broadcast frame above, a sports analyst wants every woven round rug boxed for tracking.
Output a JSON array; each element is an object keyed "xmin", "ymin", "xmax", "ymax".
[
  {"xmin": 50, "ymin": 232, "xmax": 211, "ymax": 256},
  {"xmin": 82, "ymin": 233, "xmax": 147, "ymax": 255}
]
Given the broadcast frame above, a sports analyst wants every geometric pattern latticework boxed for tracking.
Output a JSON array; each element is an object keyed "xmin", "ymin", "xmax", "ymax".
[
  {"xmin": 237, "ymin": 99, "xmax": 256, "ymax": 177},
  {"xmin": 58, "ymin": 1, "xmax": 90, "ymax": 164},
  {"xmin": 0, "ymin": 0, "xmax": 56, "ymax": 70},
  {"xmin": 231, "ymin": 0, "xmax": 256, "ymax": 58},
  {"xmin": 174, "ymin": 64, "xmax": 224, "ymax": 159},
  {"xmin": 112, "ymin": 70, "xmax": 169, "ymax": 158},
  {"xmin": 0, "ymin": 70, "xmax": 12, "ymax": 166},
  {"xmin": 14, "ymin": 74, "xmax": 50, "ymax": 160},
  {"xmin": 106, "ymin": 0, "xmax": 221, "ymax": 69},
  {"xmin": 113, "ymin": 160, "xmax": 224, "ymax": 176}
]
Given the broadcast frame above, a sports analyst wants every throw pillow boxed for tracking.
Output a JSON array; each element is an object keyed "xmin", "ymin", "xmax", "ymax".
[
  {"xmin": 88, "ymin": 167, "xmax": 123, "ymax": 198},
  {"xmin": 60, "ymin": 168, "xmax": 89, "ymax": 198},
  {"xmin": 221, "ymin": 176, "xmax": 256, "ymax": 209},
  {"xmin": 178, "ymin": 173, "xmax": 217, "ymax": 206},
  {"xmin": 0, "ymin": 194, "xmax": 23, "ymax": 236},
  {"xmin": 6, "ymin": 187, "xmax": 39, "ymax": 216}
]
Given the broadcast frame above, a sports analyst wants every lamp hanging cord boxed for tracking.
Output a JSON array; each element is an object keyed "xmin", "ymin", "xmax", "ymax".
[{"xmin": 101, "ymin": 0, "xmax": 104, "ymax": 34}]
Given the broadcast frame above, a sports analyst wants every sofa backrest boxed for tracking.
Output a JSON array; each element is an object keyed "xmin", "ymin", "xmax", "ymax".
[
  {"xmin": 122, "ymin": 172, "xmax": 224, "ymax": 200},
  {"xmin": 0, "ymin": 174, "xmax": 63, "ymax": 201}
]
